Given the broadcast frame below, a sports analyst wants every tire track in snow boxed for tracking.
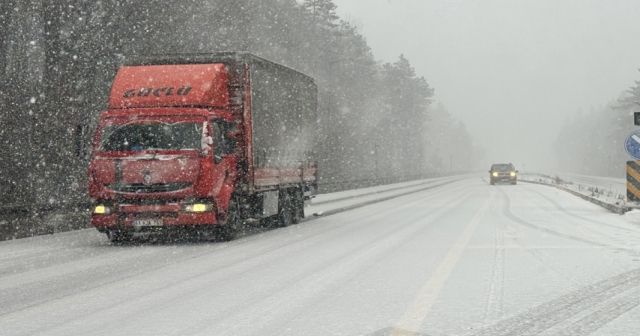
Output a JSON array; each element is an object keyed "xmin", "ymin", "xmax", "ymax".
[
  {"xmin": 496, "ymin": 187, "xmax": 632, "ymax": 253},
  {"xmin": 0, "ymin": 246, "xmax": 90, "ymax": 276},
  {"xmin": 521, "ymin": 187, "xmax": 634, "ymax": 254},
  {"xmin": 523, "ymin": 185, "xmax": 626, "ymax": 230},
  {"xmin": 522, "ymin": 185, "xmax": 640, "ymax": 245},
  {"xmin": 498, "ymin": 189, "xmax": 594, "ymax": 286},
  {"xmin": 522, "ymin": 185, "xmax": 640, "ymax": 257},
  {"xmin": 482, "ymin": 198, "xmax": 505, "ymax": 326},
  {"xmin": 547, "ymin": 287, "xmax": 640, "ymax": 336},
  {"xmin": 473, "ymin": 267, "xmax": 640, "ymax": 336},
  {"xmin": 472, "ymin": 188, "xmax": 640, "ymax": 335}
]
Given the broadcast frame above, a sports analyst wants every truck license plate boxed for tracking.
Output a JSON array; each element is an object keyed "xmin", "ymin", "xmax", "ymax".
[{"xmin": 133, "ymin": 219, "xmax": 163, "ymax": 227}]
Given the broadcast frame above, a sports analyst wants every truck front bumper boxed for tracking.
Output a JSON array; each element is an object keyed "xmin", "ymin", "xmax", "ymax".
[
  {"xmin": 91, "ymin": 202, "xmax": 218, "ymax": 229},
  {"xmin": 92, "ymin": 212, "xmax": 218, "ymax": 228}
]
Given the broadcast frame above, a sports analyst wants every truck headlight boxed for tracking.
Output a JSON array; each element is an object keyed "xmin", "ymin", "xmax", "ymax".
[
  {"xmin": 94, "ymin": 205, "xmax": 112, "ymax": 215},
  {"xmin": 183, "ymin": 203, "xmax": 213, "ymax": 213},
  {"xmin": 510, "ymin": 172, "xmax": 516, "ymax": 177},
  {"xmin": 492, "ymin": 172, "xmax": 498, "ymax": 177}
]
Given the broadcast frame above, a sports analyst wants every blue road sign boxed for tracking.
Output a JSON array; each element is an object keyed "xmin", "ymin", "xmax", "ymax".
[{"xmin": 625, "ymin": 130, "xmax": 640, "ymax": 160}]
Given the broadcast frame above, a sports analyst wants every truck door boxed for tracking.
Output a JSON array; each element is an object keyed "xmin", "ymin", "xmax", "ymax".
[{"xmin": 210, "ymin": 119, "xmax": 237, "ymax": 214}]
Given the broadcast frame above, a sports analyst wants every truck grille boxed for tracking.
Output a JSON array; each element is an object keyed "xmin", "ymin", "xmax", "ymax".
[
  {"xmin": 107, "ymin": 182, "xmax": 192, "ymax": 193},
  {"xmin": 119, "ymin": 198, "xmax": 180, "ymax": 206},
  {"xmin": 132, "ymin": 212, "xmax": 178, "ymax": 218}
]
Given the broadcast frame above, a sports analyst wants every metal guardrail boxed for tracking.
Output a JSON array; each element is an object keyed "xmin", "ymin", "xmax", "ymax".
[
  {"xmin": 0, "ymin": 202, "xmax": 92, "ymax": 215},
  {"xmin": 0, "ymin": 202, "xmax": 92, "ymax": 241},
  {"xmin": 317, "ymin": 171, "xmax": 471, "ymax": 194}
]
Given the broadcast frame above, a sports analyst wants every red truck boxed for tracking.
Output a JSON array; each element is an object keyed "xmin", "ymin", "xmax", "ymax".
[{"xmin": 88, "ymin": 53, "xmax": 317, "ymax": 242}]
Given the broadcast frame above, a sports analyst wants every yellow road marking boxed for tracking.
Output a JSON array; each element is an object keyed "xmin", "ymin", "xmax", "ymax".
[{"xmin": 390, "ymin": 196, "xmax": 492, "ymax": 335}]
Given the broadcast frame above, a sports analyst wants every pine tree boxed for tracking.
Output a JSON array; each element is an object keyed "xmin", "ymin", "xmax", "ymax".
[{"xmin": 303, "ymin": 0, "xmax": 339, "ymax": 29}]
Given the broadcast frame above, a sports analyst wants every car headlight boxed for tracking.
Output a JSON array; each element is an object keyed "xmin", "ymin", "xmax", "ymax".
[
  {"xmin": 510, "ymin": 172, "xmax": 516, "ymax": 177},
  {"xmin": 94, "ymin": 205, "xmax": 112, "ymax": 215},
  {"xmin": 183, "ymin": 203, "xmax": 214, "ymax": 213},
  {"xmin": 492, "ymin": 172, "xmax": 498, "ymax": 177}
]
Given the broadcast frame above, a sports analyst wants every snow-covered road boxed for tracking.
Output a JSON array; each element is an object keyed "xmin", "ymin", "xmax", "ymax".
[{"xmin": 2, "ymin": 176, "xmax": 640, "ymax": 335}]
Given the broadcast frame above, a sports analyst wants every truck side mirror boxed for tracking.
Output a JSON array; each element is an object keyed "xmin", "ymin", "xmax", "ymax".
[{"xmin": 201, "ymin": 136, "xmax": 213, "ymax": 157}]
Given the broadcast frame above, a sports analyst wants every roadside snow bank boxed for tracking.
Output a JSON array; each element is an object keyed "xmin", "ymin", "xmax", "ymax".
[{"xmin": 519, "ymin": 173, "xmax": 628, "ymax": 214}]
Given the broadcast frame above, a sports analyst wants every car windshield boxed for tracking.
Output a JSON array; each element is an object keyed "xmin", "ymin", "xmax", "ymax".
[
  {"xmin": 99, "ymin": 122, "xmax": 203, "ymax": 151},
  {"xmin": 492, "ymin": 164, "xmax": 515, "ymax": 172}
]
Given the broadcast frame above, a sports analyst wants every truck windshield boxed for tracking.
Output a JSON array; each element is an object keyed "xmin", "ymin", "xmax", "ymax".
[{"xmin": 99, "ymin": 122, "xmax": 203, "ymax": 151}]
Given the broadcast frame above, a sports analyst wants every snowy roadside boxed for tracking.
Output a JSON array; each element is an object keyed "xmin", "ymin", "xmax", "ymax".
[{"xmin": 518, "ymin": 173, "xmax": 628, "ymax": 214}]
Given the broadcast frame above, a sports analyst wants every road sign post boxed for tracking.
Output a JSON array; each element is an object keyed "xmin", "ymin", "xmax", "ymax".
[
  {"xmin": 627, "ymin": 161, "xmax": 640, "ymax": 202},
  {"xmin": 627, "ymin": 114, "xmax": 640, "ymax": 202}
]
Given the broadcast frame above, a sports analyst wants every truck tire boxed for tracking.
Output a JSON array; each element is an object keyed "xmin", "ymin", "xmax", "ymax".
[
  {"xmin": 221, "ymin": 197, "xmax": 243, "ymax": 241},
  {"xmin": 292, "ymin": 189, "xmax": 304, "ymax": 224},
  {"xmin": 106, "ymin": 229, "xmax": 132, "ymax": 244},
  {"xmin": 278, "ymin": 192, "xmax": 294, "ymax": 228}
]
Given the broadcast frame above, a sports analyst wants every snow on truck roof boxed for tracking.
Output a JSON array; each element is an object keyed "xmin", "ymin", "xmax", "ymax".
[
  {"xmin": 109, "ymin": 53, "xmax": 316, "ymax": 110},
  {"xmin": 122, "ymin": 52, "xmax": 315, "ymax": 85}
]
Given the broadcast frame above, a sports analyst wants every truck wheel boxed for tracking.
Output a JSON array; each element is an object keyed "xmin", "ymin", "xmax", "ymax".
[
  {"xmin": 221, "ymin": 197, "xmax": 243, "ymax": 241},
  {"xmin": 292, "ymin": 189, "xmax": 304, "ymax": 224},
  {"xmin": 106, "ymin": 229, "xmax": 132, "ymax": 244},
  {"xmin": 490, "ymin": 180, "xmax": 495, "ymax": 185},
  {"xmin": 278, "ymin": 192, "xmax": 294, "ymax": 227}
]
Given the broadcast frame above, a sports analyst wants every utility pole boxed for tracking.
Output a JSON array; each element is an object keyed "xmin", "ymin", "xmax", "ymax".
[
  {"xmin": 375, "ymin": 143, "xmax": 379, "ymax": 180},
  {"xmin": 312, "ymin": 0, "xmax": 316, "ymax": 23}
]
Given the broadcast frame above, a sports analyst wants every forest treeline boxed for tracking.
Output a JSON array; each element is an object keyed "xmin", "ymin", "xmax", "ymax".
[
  {"xmin": 0, "ymin": 0, "xmax": 480, "ymax": 206},
  {"xmin": 554, "ymin": 72, "xmax": 640, "ymax": 177}
]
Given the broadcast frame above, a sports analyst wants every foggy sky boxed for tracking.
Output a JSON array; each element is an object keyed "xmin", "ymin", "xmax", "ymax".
[{"xmin": 332, "ymin": 0, "xmax": 640, "ymax": 172}]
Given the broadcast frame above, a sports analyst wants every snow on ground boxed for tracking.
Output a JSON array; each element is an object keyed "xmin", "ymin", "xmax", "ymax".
[
  {"xmin": 555, "ymin": 172, "xmax": 627, "ymax": 195},
  {"xmin": 519, "ymin": 173, "xmax": 628, "ymax": 208},
  {"xmin": 1, "ymin": 176, "xmax": 640, "ymax": 335}
]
